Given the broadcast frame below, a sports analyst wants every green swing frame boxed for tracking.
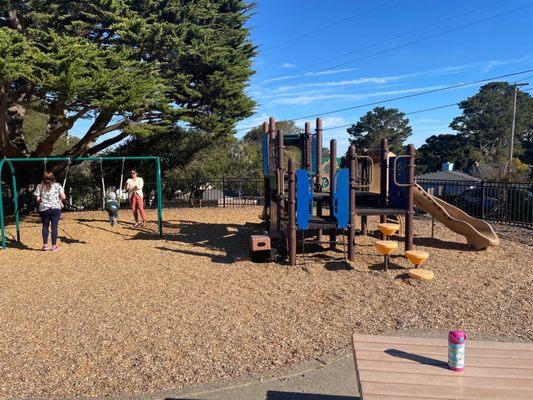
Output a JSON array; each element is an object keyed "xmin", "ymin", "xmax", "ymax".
[{"xmin": 0, "ymin": 156, "xmax": 164, "ymax": 250}]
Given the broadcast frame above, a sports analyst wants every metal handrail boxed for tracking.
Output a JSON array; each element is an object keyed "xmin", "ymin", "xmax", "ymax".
[{"xmin": 393, "ymin": 154, "xmax": 414, "ymax": 187}]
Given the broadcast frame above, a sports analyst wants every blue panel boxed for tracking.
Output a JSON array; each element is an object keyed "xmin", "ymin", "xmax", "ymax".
[
  {"xmin": 389, "ymin": 156, "xmax": 408, "ymax": 209},
  {"xmin": 261, "ymin": 134, "xmax": 268, "ymax": 176},
  {"xmin": 333, "ymin": 168, "xmax": 349, "ymax": 229},
  {"xmin": 311, "ymin": 134, "xmax": 318, "ymax": 173},
  {"xmin": 296, "ymin": 169, "xmax": 313, "ymax": 230}
]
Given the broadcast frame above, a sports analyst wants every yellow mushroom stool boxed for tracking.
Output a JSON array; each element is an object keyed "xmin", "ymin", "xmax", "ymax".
[
  {"xmin": 377, "ymin": 223, "xmax": 400, "ymax": 240},
  {"xmin": 405, "ymin": 250, "xmax": 433, "ymax": 281},
  {"xmin": 374, "ymin": 240, "xmax": 398, "ymax": 271}
]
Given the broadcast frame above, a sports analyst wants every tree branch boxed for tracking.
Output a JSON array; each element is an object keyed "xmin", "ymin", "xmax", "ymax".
[
  {"xmin": 85, "ymin": 131, "xmax": 130, "ymax": 156},
  {"xmin": 66, "ymin": 111, "xmax": 127, "ymax": 157},
  {"xmin": 31, "ymin": 107, "xmax": 91, "ymax": 157}
]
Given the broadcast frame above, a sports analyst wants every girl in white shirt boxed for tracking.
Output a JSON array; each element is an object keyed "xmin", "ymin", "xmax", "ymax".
[{"xmin": 33, "ymin": 171, "xmax": 66, "ymax": 251}]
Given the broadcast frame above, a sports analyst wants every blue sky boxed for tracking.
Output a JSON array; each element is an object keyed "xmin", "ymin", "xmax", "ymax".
[
  {"xmin": 71, "ymin": 0, "xmax": 533, "ymax": 150},
  {"xmin": 236, "ymin": 0, "xmax": 533, "ymax": 149}
]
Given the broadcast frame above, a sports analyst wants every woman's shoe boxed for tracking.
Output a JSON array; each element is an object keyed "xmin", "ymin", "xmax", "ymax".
[
  {"xmin": 51, "ymin": 245, "xmax": 59, "ymax": 252},
  {"xmin": 41, "ymin": 245, "xmax": 49, "ymax": 251},
  {"xmin": 140, "ymin": 221, "xmax": 146, "ymax": 228}
]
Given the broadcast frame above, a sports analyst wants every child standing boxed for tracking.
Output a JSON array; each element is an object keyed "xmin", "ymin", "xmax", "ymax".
[{"xmin": 105, "ymin": 192, "xmax": 120, "ymax": 226}]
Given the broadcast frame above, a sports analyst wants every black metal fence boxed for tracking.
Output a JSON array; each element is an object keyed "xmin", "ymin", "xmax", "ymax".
[
  {"xmin": 3, "ymin": 176, "xmax": 532, "ymax": 228},
  {"xmin": 161, "ymin": 178, "xmax": 264, "ymax": 208},
  {"xmin": 3, "ymin": 178, "xmax": 264, "ymax": 213},
  {"xmin": 417, "ymin": 179, "xmax": 533, "ymax": 228}
]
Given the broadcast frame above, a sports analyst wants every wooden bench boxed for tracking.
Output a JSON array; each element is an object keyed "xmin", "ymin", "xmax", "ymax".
[{"xmin": 352, "ymin": 334, "xmax": 533, "ymax": 399}]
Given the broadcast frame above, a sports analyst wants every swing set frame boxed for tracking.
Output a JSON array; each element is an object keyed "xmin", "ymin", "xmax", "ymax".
[{"xmin": 0, "ymin": 156, "xmax": 164, "ymax": 250}]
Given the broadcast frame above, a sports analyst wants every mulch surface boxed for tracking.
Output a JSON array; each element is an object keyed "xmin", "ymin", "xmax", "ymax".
[{"xmin": 0, "ymin": 207, "xmax": 531, "ymax": 398}]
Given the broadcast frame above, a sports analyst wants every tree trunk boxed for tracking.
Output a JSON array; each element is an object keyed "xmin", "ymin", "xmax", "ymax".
[{"xmin": 6, "ymin": 104, "xmax": 29, "ymax": 155}]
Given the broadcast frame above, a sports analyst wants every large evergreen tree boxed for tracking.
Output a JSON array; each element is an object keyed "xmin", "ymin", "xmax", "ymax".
[
  {"xmin": 0, "ymin": 0, "xmax": 256, "ymax": 158},
  {"xmin": 450, "ymin": 82, "xmax": 533, "ymax": 160},
  {"xmin": 347, "ymin": 106, "xmax": 412, "ymax": 153},
  {"xmin": 416, "ymin": 133, "xmax": 474, "ymax": 174}
]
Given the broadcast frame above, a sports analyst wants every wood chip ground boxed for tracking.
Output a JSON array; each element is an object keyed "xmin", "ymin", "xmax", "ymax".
[{"xmin": 0, "ymin": 207, "xmax": 531, "ymax": 398}]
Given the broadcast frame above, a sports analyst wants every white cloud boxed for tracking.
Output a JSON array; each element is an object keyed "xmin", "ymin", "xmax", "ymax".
[
  {"xmin": 261, "ymin": 68, "xmax": 359, "ymax": 84},
  {"xmin": 275, "ymin": 93, "xmax": 365, "ymax": 106},
  {"xmin": 276, "ymin": 75, "xmax": 408, "ymax": 92},
  {"xmin": 282, "ymin": 62, "xmax": 296, "ymax": 68},
  {"xmin": 483, "ymin": 56, "xmax": 531, "ymax": 72},
  {"xmin": 275, "ymin": 84, "xmax": 447, "ymax": 106}
]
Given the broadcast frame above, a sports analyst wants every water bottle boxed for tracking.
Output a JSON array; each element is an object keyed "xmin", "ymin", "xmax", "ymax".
[{"xmin": 448, "ymin": 329, "xmax": 467, "ymax": 371}]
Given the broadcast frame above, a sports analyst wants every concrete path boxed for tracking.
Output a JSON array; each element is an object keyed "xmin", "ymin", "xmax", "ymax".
[{"xmin": 113, "ymin": 352, "xmax": 359, "ymax": 400}]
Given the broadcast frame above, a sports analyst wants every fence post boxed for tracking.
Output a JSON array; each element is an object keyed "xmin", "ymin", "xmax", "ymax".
[
  {"xmin": 222, "ymin": 177, "xmax": 226, "ymax": 208},
  {"xmin": 480, "ymin": 180, "xmax": 485, "ymax": 219}
]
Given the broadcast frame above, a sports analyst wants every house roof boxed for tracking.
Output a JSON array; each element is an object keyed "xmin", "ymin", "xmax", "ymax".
[{"xmin": 416, "ymin": 170, "xmax": 480, "ymax": 181}]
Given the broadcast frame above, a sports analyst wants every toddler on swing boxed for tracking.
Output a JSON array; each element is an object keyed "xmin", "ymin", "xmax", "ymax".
[{"xmin": 105, "ymin": 191, "xmax": 120, "ymax": 226}]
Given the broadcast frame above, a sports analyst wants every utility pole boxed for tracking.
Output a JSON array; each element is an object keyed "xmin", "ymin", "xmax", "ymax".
[{"xmin": 509, "ymin": 82, "xmax": 528, "ymax": 163}]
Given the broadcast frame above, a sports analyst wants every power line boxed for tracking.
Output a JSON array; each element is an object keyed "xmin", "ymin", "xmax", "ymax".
[
  {"xmin": 322, "ymin": 103, "xmax": 459, "ymax": 131},
  {"xmin": 259, "ymin": 1, "xmax": 529, "ymax": 86},
  {"xmin": 261, "ymin": 0, "xmax": 395, "ymax": 52},
  {"xmin": 322, "ymin": 3, "xmax": 533, "ymax": 72},
  {"xmin": 237, "ymin": 68, "xmax": 533, "ymax": 132},
  {"xmin": 294, "ymin": 0, "xmax": 505, "ymax": 73},
  {"xmin": 322, "ymin": 84, "xmax": 533, "ymax": 134}
]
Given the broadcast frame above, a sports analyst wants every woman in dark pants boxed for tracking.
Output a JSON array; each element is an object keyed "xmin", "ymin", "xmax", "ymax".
[{"xmin": 33, "ymin": 171, "xmax": 66, "ymax": 251}]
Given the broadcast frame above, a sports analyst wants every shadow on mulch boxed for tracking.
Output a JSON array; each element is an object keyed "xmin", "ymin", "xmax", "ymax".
[
  {"xmin": 324, "ymin": 260, "xmax": 353, "ymax": 271},
  {"xmin": 3, "ymin": 236, "xmax": 33, "ymax": 250},
  {"xmin": 368, "ymin": 262, "xmax": 406, "ymax": 271},
  {"xmin": 413, "ymin": 236, "xmax": 473, "ymax": 251},
  {"xmin": 58, "ymin": 235, "xmax": 88, "ymax": 245},
  {"xmin": 155, "ymin": 245, "xmax": 235, "ymax": 264}
]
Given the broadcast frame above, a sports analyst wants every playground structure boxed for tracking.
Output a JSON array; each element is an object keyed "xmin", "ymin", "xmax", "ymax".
[
  {"xmin": 0, "ymin": 156, "xmax": 164, "ymax": 250},
  {"xmin": 259, "ymin": 116, "xmax": 416, "ymax": 267},
  {"xmin": 257, "ymin": 116, "xmax": 499, "ymax": 266}
]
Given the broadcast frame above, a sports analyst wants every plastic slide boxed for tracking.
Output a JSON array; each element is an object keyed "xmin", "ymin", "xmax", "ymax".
[{"xmin": 413, "ymin": 184, "xmax": 499, "ymax": 250}]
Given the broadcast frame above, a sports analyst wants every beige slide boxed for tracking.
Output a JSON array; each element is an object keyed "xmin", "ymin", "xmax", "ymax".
[{"xmin": 413, "ymin": 184, "xmax": 499, "ymax": 250}]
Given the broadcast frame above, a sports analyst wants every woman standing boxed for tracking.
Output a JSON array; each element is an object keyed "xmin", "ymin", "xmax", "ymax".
[
  {"xmin": 125, "ymin": 169, "xmax": 146, "ymax": 227},
  {"xmin": 33, "ymin": 171, "xmax": 66, "ymax": 251}
]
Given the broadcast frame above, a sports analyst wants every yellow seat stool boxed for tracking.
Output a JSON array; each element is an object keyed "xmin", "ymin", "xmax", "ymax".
[
  {"xmin": 405, "ymin": 250, "xmax": 429, "ymax": 267},
  {"xmin": 377, "ymin": 223, "xmax": 400, "ymax": 239},
  {"xmin": 405, "ymin": 250, "xmax": 433, "ymax": 281},
  {"xmin": 374, "ymin": 240, "xmax": 398, "ymax": 271}
]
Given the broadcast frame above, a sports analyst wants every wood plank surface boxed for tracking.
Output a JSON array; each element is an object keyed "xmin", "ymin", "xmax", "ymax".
[{"xmin": 353, "ymin": 334, "xmax": 533, "ymax": 400}]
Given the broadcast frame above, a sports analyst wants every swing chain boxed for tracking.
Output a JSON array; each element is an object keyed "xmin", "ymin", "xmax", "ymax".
[{"xmin": 62, "ymin": 157, "xmax": 71, "ymax": 189}]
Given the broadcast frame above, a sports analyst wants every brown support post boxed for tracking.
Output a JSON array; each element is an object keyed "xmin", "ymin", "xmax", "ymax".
[
  {"xmin": 268, "ymin": 117, "xmax": 276, "ymax": 140},
  {"xmin": 329, "ymin": 139, "xmax": 337, "ymax": 249},
  {"xmin": 304, "ymin": 122, "xmax": 312, "ymax": 171},
  {"xmin": 405, "ymin": 144, "xmax": 415, "ymax": 251},
  {"xmin": 268, "ymin": 117, "xmax": 276, "ymax": 230},
  {"xmin": 262, "ymin": 121, "xmax": 270, "ymax": 230},
  {"xmin": 288, "ymin": 158, "xmax": 296, "ymax": 266},
  {"xmin": 316, "ymin": 118, "xmax": 323, "ymax": 242},
  {"xmin": 277, "ymin": 129, "xmax": 285, "ymax": 232},
  {"xmin": 380, "ymin": 138, "xmax": 388, "ymax": 224},
  {"xmin": 361, "ymin": 149, "xmax": 368, "ymax": 235},
  {"xmin": 348, "ymin": 145, "xmax": 356, "ymax": 262}
]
